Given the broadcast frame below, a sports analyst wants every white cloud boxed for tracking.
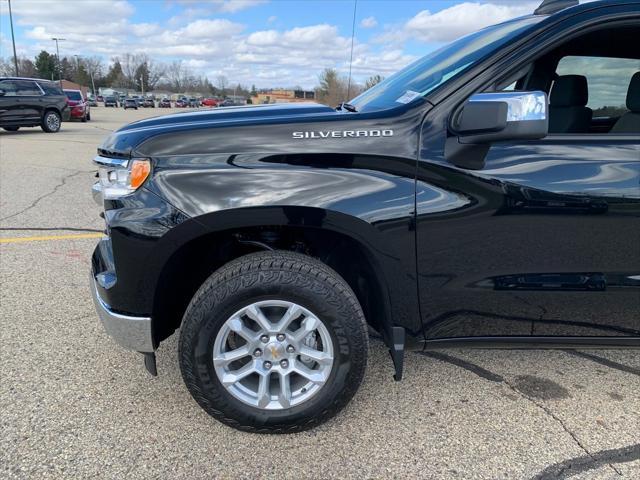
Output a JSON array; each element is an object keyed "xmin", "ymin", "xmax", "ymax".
[
  {"xmin": 1, "ymin": 0, "xmax": 134, "ymax": 24},
  {"xmin": 180, "ymin": 19, "xmax": 245, "ymax": 39},
  {"xmin": 379, "ymin": 1, "xmax": 534, "ymax": 45},
  {"xmin": 360, "ymin": 16, "xmax": 378, "ymax": 28},
  {"xmin": 131, "ymin": 23, "xmax": 161, "ymax": 37},
  {"xmin": 267, "ymin": 15, "xmax": 277, "ymax": 24},
  {"xmin": 166, "ymin": 0, "xmax": 266, "ymax": 16},
  {"xmin": 217, "ymin": 0, "xmax": 267, "ymax": 13}
]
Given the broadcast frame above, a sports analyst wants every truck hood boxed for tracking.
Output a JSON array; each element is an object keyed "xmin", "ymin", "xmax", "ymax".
[
  {"xmin": 99, "ymin": 103, "xmax": 341, "ymax": 157},
  {"xmin": 118, "ymin": 103, "xmax": 336, "ymax": 132}
]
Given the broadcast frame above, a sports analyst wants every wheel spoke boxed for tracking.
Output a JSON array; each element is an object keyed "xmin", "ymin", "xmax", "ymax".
[
  {"xmin": 293, "ymin": 362, "xmax": 329, "ymax": 385},
  {"xmin": 273, "ymin": 304, "xmax": 303, "ymax": 333},
  {"xmin": 278, "ymin": 372, "xmax": 292, "ymax": 408},
  {"xmin": 220, "ymin": 362, "xmax": 255, "ymax": 386},
  {"xmin": 292, "ymin": 316, "xmax": 319, "ymax": 342},
  {"xmin": 245, "ymin": 305, "xmax": 272, "ymax": 333},
  {"xmin": 213, "ymin": 345, "xmax": 251, "ymax": 366},
  {"xmin": 228, "ymin": 316, "xmax": 258, "ymax": 342},
  {"xmin": 299, "ymin": 346, "xmax": 333, "ymax": 366},
  {"xmin": 257, "ymin": 372, "xmax": 271, "ymax": 408}
]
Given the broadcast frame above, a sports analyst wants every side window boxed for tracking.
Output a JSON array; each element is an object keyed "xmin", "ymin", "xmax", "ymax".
[
  {"xmin": 555, "ymin": 56, "xmax": 640, "ymax": 118},
  {"xmin": 38, "ymin": 82, "xmax": 63, "ymax": 95},
  {"xmin": 0, "ymin": 80, "xmax": 18, "ymax": 96},
  {"xmin": 14, "ymin": 80, "xmax": 43, "ymax": 96}
]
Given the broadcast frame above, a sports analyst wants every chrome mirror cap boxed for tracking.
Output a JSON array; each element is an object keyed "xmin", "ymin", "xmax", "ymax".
[{"xmin": 468, "ymin": 91, "xmax": 547, "ymax": 122}]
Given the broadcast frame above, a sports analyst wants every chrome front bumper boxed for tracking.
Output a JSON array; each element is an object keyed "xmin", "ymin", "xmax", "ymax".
[{"xmin": 91, "ymin": 276, "xmax": 154, "ymax": 352}]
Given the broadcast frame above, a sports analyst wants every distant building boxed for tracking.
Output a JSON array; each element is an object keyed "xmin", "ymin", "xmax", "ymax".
[
  {"xmin": 226, "ymin": 94, "xmax": 247, "ymax": 104},
  {"xmin": 99, "ymin": 87, "xmax": 137, "ymax": 97},
  {"xmin": 61, "ymin": 80, "xmax": 89, "ymax": 98},
  {"xmin": 252, "ymin": 89, "xmax": 315, "ymax": 104},
  {"xmin": 149, "ymin": 90, "xmax": 172, "ymax": 99}
]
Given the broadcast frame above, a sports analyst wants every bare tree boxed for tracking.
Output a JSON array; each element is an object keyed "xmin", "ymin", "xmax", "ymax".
[
  {"xmin": 364, "ymin": 74, "xmax": 384, "ymax": 90},
  {"xmin": 146, "ymin": 58, "xmax": 166, "ymax": 90},
  {"xmin": 83, "ymin": 56, "xmax": 104, "ymax": 79},
  {"xmin": 165, "ymin": 60, "xmax": 189, "ymax": 91},
  {"xmin": 0, "ymin": 58, "xmax": 14, "ymax": 76},
  {"xmin": 0, "ymin": 56, "xmax": 37, "ymax": 77},
  {"xmin": 315, "ymin": 68, "xmax": 349, "ymax": 107},
  {"xmin": 216, "ymin": 75, "xmax": 228, "ymax": 96}
]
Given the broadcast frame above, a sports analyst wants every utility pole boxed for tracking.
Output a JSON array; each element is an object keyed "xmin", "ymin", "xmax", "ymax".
[
  {"xmin": 51, "ymin": 37, "xmax": 65, "ymax": 87},
  {"xmin": 7, "ymin": 0, "xmax": 19, "ymax": 76},
  {"xmin": 89, "ymin": 69, "xmax": 96, "ymax": 97},
  {"xmin": 140, "ymin": 75, "xmax": 144, "ymax": 96},
  {"xmin": 75, "ymin": 54, "xmax": 96, "ymax": 98}
]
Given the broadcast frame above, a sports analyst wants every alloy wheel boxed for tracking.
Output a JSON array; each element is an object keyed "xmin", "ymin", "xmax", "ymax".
[{"xmin": 212, "ymin": 300, "xmax": 334, "ymax": 410}]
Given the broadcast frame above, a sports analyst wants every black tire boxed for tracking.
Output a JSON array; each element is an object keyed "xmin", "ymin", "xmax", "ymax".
[
  {"xmin": 86, "ymin": 112, "xmax": 91, "ymax": 121},
  {"xmin": 179, "ymin": 250, "xmax": 368, "ymax": 433},
  {"xmin": 81, "ymin": 113, "xmax": 87, "ymax": 123},
  {"xmin": 2, "ymin": 126, "xmax": 19, "ymax": 132},
  {"xmin": 41, "ymin": 110, "xmax": 61, "ymax": 133}
]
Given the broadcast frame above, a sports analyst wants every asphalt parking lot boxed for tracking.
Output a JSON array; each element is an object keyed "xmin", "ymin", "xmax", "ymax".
[{"xmin": 1, "ymin": 106, "xmax": 639, "ymax": 479}]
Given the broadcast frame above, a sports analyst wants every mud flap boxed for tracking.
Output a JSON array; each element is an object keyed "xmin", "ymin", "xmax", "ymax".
[{"xmin": 389, "ymin": 326, "xmax": 405, "ymax": 381}]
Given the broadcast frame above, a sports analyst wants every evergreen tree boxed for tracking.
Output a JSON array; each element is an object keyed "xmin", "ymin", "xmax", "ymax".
[{"xmin": 34, "ymin": 51, "xmax": 57, "ymax": 80}]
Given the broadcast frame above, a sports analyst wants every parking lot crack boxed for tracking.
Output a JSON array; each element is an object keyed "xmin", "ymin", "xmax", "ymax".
[
  {"xmin": 504, "ymin": 378, "xmax": 624, "ymax": 478},
  {"xmin": 416, "ymin": 351, "xmax": 625, "ymax": 477},
  {"xmin": 0, "ymin": 170, "xmax": 85, "ymax": 222}
]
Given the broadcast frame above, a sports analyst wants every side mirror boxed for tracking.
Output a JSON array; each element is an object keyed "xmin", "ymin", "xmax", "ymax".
[{"xmin": 446, "ymin": 91, "xmax": 548, "ymax": 169}]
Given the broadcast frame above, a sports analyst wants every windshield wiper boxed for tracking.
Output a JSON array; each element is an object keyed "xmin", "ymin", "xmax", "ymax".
[{"xmin": 336, "ymin": 102, "xmax": 357, "ymax": 112}]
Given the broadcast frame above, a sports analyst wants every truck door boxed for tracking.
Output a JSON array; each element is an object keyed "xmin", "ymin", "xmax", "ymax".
[{"xmin": 416, "ymin": 35, "xmax": 640, "ymax": 342}]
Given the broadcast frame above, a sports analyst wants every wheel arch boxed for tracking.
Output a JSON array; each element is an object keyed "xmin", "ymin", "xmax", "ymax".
[{"xmin": 149, "ymin": 206, "xmax": 397, "ymax": 347}]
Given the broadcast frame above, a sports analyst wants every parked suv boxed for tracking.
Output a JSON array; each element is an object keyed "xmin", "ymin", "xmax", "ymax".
[
  {"xmin": 91, "ymin": 0, "xmax": 640, "ymax": 433},
  {"xmin": 104, "ymin": 96, "xmax": 118, "ymax": 107},
  {"xmin": 123, "ymin": 98, "xmax": 138, "ymax": 110},
  {"xmin": 0, "ymin": 77, "xmax": 69, "ymax": 132}
]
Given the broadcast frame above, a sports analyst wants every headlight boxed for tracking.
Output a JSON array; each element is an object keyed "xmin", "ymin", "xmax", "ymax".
[{"xmin": 93, "ymin": 156, "xmax": 151, "ymax": 200}]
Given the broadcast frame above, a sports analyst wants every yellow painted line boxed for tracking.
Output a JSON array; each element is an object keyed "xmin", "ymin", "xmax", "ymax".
[{"xmin": 0, "ymin": 233, "xmax": 103, "ymax": 244}]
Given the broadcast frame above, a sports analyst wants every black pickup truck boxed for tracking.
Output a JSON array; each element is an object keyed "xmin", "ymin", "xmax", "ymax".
[{"xmin": 91, "ymin": 0, "xmax": 640, "ymax": 433}]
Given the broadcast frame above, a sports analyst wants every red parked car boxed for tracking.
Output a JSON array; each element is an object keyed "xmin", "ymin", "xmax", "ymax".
[
  {"xmin": 63, "ymin": 89, "xmax": 90, "ymax": 122},
  {"xmin": 201, "ymin": 97, "xmax": 219, "ymax": 107}
]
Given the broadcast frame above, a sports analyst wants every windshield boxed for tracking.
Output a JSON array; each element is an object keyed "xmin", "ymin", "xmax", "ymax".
[
  {"xmin": 350, "ymin": 16, "xmax": 542, "ymax": 112},
  {"xmin": 64, "ymin": 90, "xmax": 82, "ymax": 101}
]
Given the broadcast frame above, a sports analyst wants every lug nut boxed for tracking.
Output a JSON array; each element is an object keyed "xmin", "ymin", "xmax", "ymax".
[
  {"xmin": 253, "ymin": 348, "xmax": 262, "ymax": 357},
  {"xmin": 286, "ymin": 345, "xmax": 295, "ymax": 353},
  {"xmin": 280, "ymin": 359, "xmax": 289, "ymax": 368},
  {"xmin": 263, "ymin": 361, "xmax": 272, "ymax": 370},
  {"xmin": 276, "ymin": 333, "xmax": 286, "ymax": 342},
  {"xmin": 260, "ymin": 335, "xmax": 269, "ymax": 343}
]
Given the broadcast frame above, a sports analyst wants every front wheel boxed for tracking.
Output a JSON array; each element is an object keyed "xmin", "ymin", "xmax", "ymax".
[
  {"xmin": 41, "ymin": 110, "xmax": 61, "ymax": 132},
  {"xmin": 179, "ymin": 251, "xmax": 368, "ymax": 433}
]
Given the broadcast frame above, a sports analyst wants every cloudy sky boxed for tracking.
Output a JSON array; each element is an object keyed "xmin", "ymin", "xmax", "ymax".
[{"xmin": 1, "ymin": 0, "xmax": 552, "ymax": 88}]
